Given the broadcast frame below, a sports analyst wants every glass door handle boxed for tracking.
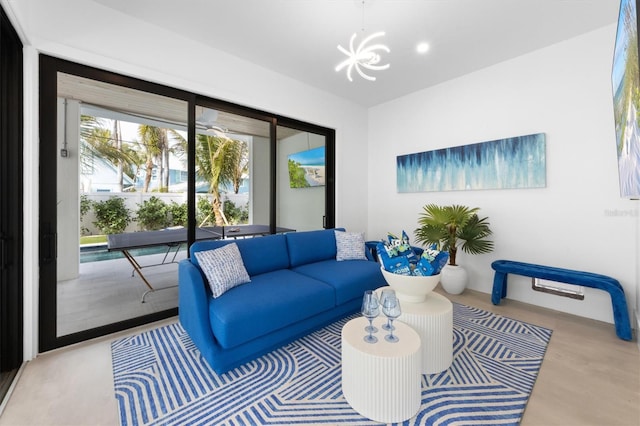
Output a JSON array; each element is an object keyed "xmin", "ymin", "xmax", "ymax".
[
  {"xmin": 0, "ymin": 235, "xmax": 5, "ymax": 270},
  {"xmin": 40, "ymin": 232, "xmax": 57, "ymax": 264}
]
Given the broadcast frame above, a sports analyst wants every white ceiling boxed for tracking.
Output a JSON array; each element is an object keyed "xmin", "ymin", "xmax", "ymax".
[{"xmin": 94, "ymin": 0, "xmax": 619, "ymax": 107}]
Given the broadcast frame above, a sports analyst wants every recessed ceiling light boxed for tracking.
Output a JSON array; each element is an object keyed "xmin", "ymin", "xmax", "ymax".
[{"xmin": 416, "ymin": 42, "xmax": 430, "ymax": 54}]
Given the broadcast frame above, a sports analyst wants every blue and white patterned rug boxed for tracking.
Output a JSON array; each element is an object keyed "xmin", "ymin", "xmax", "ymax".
[{"xmin": 111, "ymin": 304, "xmax": 552, "ymax": 425}]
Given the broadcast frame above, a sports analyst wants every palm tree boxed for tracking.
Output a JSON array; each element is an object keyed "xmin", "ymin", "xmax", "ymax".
[
  {"xmin": 167, "ymin": 128, "xmax": 188, "ymax": 170},
  {"xmin": 195, "ymin": 133, "xmax": 244, "ymax": 225},
  {"xmin": 414, "ymin": 204, "xmax": 494, "ymax": 266},
  {"xmin": 80, "ymin": 116, "xmax": 137, "ymax": 191},
  {"xmin": 113, "ymin": 120, "xmax": 124, "ymax": 191},
  {"xmin": 137, "ymin": 125, "xmax": 165, "ymax": 192},
  {"xmin": 159, "ymin": 129, "xmax": 170, "ymax": 190},
  {"xmin": 230, "ymin": 140, "xmax": 249, "ymax": 193}
]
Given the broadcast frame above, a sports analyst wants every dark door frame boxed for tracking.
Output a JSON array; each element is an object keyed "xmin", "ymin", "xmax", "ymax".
[
  {"xmin": 273, "ymin": 116, "xmax": 336, "ymax": 230},
  {"xmin": 0, "ymin": 3, "xmax": 24, "ymax": 398}
]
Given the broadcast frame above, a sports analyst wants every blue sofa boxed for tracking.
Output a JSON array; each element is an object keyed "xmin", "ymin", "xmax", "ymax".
[{"xmin": 178, "ymin": 228, "xmax": 386, "ymax": 374}]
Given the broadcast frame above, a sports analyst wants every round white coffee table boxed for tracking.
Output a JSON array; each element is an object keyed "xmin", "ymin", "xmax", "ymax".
[
  {"xmin": 341, "ymin": 316, "xmax": 421, "ymax": 423},
  {"xmin": 377, "ymin": 287, "xmax": 453, "ymax": 374}
]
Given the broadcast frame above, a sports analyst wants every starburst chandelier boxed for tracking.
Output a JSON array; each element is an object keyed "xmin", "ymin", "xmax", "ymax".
[
  {"xmin": 335, "ymin": 32, "xmax": 390, "ymax": 82},
  {"xmin": 335, "ymin": 1, "xmax": 390, "ymax": 82}
]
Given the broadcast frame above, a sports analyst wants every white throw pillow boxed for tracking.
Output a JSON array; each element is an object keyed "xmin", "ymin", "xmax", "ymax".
[
  {"xmin": 194, "ymin": 243, "xmax": 251, "ymax": 298},
  {"xmin": 335, "ymin": 231, "xmax": 367, "ymax": 261}
]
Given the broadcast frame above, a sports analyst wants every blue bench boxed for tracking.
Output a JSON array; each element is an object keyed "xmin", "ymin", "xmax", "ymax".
[{"xmin": 491, "ymin": 260, "xmax": 632, "ymax": 341}]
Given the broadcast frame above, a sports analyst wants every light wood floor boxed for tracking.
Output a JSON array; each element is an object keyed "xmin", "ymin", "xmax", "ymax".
[{"xmin": 1, "ymin": 287, "xmax": 638, "ymax": 426}]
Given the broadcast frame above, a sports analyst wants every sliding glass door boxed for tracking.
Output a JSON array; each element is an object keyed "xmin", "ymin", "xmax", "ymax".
[
  {"xmin": 39, "ymin": 57, "xmax": 193, "ymax": 350},
  {"xmin": 39, "ymin": 56, "xmax": 335, "ymax": 352},
  {"xmin": 54, "ymin": 73, "xmax": 189, "ymax": 337}
]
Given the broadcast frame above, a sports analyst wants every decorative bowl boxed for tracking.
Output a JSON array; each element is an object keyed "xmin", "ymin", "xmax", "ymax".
[{"xmin": 380, "ymin": 266, "xmax": 440, "ymax": 303}]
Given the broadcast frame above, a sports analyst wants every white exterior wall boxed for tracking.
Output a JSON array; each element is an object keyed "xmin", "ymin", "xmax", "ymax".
[{"xmin": 56, "ymin": 98, "xmax": 80, "ymax": 281}]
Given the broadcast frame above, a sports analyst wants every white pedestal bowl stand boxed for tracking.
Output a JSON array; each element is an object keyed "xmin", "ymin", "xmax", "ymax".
[
  {"xmin": 377, "ymin": 286, "xmax": 453, "ymax": 374},
  {"xmin": 341, "ymin": 316, "xmax": 421, "ymax": 423},
  {"xmin": 402, "ymin": 292, "xmax": 454, "ymax": 374}
]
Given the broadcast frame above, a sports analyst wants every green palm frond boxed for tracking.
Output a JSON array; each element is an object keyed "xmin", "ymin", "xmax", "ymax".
[
  {"xmin": 414, "ymin": 203, "xmax": 493, "ymax": 265},
  {"xmin": 195, "ymin": 134, "xmax": 248, "ymax": 225},
  {"xmin": 458, "ymin": 214, "xmax": 494, "ymax": 255},
  {"xmin": 80, "ymin": 116, "xmax": 138, "ymax": 178}
]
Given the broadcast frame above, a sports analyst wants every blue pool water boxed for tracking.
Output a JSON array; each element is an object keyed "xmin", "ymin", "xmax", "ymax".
[{"xmin": 80, "ymin": 245, "xmax": 185, "ymax": 263}]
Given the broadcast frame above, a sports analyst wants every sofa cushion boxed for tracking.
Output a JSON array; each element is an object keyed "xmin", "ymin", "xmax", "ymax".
[
  {"xmin": 208, "ymin": 269, "xmax": 334, "ymax": 348},
  {"xmin": 194, "ymin": 243, "xmax": 251, "ymax": 298},
  {"xmin": 190, "ymin": 234, "xmax": 290, "ymax": 277},
  {"xmin": 286, "ymin": 228, "xmax": 345, "ymax": 267},
  {"xmin": 233, "ymin": 234, "xmax": 290, "ymax": 276},
  {"xmin": 335, "ymin": 230, "xmax": 367, "ymax": 261},
  {"xmin": 292, "ymin": 259, "xmax": 385, "ymax": 305}
]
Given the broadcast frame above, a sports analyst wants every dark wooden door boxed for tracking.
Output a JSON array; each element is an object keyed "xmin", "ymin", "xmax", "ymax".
[{"xmin": 0, "ymin": 4, "xmax": 24, "ymax": 401}]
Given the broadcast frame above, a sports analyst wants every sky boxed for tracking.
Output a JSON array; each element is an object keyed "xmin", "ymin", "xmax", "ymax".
[{"xmin": 288, "ymin": 146, "xmax": 325, "ymax": 166}]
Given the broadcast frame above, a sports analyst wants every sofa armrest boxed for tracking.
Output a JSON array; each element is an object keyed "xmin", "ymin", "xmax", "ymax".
[
  {"xmin": 178, "ymin": 259, "xmax": 217, "ymax": 352},
  {"xmin": 364, "ymin": 241, "xmax": 379, "ymax": 262}
]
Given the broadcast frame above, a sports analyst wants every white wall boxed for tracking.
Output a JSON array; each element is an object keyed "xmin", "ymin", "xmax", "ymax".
[
  {"xmin": 369, "ymin": 25, "xmax": 638, "ymax": 325},
  {"xmin": 3, "ymin": 0, "xmax": 370, "ymax": 359}
]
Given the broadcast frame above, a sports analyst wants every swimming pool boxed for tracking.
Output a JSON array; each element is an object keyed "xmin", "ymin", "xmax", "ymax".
[{"xmin": 80, "ymin": 245, "xmax": 186, "ymax": 263}]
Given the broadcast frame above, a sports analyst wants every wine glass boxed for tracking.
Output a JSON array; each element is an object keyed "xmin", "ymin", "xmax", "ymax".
[
  {"xmin": 382, "ymin": 295, "xmax": 401, "ymax": 343},
  {"xmin": 379, "ymin": 288, "xmax": 396, "ymax": 331},
  {"xmin": 361, "ymin": 290, "xmax": 379, "ymax": 343}
]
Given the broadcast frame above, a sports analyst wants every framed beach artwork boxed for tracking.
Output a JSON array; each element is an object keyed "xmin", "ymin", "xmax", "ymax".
[
  {"xmin": 397, "ymin": 133, "xmax": 546, "ymax": 192},
  {"xmin": 288, "ymin": 146, "xmax": 326, "ymax": 188},
  {"xmin": 612, "ymin": 0, "xmax": 640, "ymax": 198}
]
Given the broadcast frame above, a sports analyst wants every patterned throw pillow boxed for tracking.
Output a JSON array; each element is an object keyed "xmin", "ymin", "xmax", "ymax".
[
  {"xmin": 194, "ymin": 243, "xmax": 251, "ymax": 298},
  {"xmin": 335, "ymin": 231, "xmax": 367, "ymax": 261}
]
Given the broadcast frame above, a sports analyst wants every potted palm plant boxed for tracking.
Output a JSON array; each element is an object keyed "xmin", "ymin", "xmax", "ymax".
[{"xmin": 414, "ymin": 204, "xmax": 494, "ymax": 294}]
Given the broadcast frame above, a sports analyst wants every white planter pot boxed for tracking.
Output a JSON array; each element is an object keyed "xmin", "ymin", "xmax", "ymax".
[{"xmin": 440, "ymin": 264, "xmax": 468, "ymax": 295}]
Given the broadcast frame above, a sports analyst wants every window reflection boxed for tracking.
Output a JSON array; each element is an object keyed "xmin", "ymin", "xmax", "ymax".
[{"xmin": 277, "ymin": 126, "xmax": 326, "ymax": 232}]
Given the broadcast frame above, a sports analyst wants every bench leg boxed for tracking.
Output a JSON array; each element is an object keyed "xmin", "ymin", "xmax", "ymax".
[
  {"xmin": 491, "ymin": 272, "xmax": 508, "ymax": 305},
  {"xmin": 609, "ymin": 288, "xmax": 633, "ymax": 341}
]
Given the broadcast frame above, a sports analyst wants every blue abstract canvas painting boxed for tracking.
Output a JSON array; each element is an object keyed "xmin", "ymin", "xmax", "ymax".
[{"xmin": 397, "ymin": 133, "xmax": 546, "ymax": 192}]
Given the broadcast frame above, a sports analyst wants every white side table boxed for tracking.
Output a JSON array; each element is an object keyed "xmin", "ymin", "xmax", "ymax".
[
  {"xmin": 378, "ymin": 287, "xmax": 453, "ymax": 374},
  {"xmin": 341, "ymin": 316, "xmax": 421, "ymax": 423}
]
